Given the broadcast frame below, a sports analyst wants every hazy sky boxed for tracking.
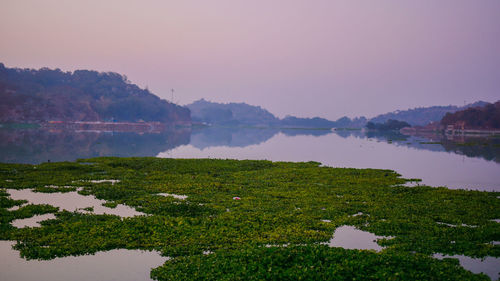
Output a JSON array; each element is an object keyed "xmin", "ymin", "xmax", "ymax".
[{"xmin": 1, "ymin": 0, "xmax": 499, "ymax": 119}]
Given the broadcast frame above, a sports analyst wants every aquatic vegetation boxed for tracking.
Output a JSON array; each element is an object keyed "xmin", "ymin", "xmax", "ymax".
[
  {"xmin": 151, "ymin": 245, "xmax": 489, "ymax": 281},
  {"xmin": 102, "ymin": 201, "xmax": 118, "ymax": 208},
  {"xmin": 33, "ymin": 185, "xmax": 77, "ymax": 193},
  {"xmin": 0, "ymin": 157, "xmax": 499, "ymax": 280}
]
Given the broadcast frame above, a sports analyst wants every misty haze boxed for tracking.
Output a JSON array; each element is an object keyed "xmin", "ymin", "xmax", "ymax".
[{"xmin": 1, "ymin": 1, "xmax": 499, "ymax": 281}]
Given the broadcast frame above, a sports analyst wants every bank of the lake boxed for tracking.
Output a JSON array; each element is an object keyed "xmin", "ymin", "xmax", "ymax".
[{"xmin": 1, "ymin": 157, "xmax": 499, "ymax": 280}]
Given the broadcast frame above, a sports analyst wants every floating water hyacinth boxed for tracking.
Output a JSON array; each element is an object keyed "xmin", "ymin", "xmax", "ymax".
[{"xmin": 0, "ymin": 157, "xmax": 498, "ymax": 281}]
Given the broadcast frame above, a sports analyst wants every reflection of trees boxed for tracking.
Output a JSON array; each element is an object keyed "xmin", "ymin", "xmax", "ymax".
[
  {"xmin": 334, "ymin": 130, "xmax": 408, "ymax": 141},
  {"xmin": 279, "ymin": 129, "xmax": 331, "ymax": 137},
  {"xmin": 440, "ymin": 138, "xmax": 500, "ymax": 163},
  {"xmin": 364, "ymin": 131, "xmax": 409, "ymax": 141},
  {"xmin": 334, "ymin": 129, "xmax": 365, "ymax": 139},
  {"xmin": 0, "ymin": 128, "xmax": 190, "ymax": 164},
  {"xmin": 334, "ymin": 130, "xmax": 500, "ymax": 164},
  {"xmin": 190, "ymin": 127, "xmax": 334, "ymax": 149},
  {"xmin": 190, "ymin": 127, "xmax": 279, "ymax": 149},
  {"xmin": 5, "ymin": 126, "xmax": 498, "ymax": 165}
]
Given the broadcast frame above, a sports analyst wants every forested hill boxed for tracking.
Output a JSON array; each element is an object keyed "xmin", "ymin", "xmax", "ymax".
[
  {"xmin": 187, "ymin": 99, "xmax": 280, "ymax": 126},
  {"xmin": 369, "ymin": 101, "xmax": 489, "ymax": 126},
  {"xmin": 0, "ymin": 63, "xmax": 190, "ymax": 124},
  {"xmin": 187, "ymin": 99, "xmax": 366, "ymax": 128},
  {"xmin": 441, "ymin": 101, "xmax": 500, "ymax": 130}
]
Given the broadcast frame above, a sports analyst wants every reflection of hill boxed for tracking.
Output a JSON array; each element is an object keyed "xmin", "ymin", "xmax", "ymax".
[
  {"xmin": 440, "ymin": 137, "xmax": 500, "ymax": 163},
  {"xmin": 0, "ymin": 128, "xmax": 190, "ymax": 164},
  {"xmin": 190, "ymin": 127, "xmax": 334, "ymax": 149},
  {"xmin": 190, "ymin": 127, "xmax": 279, "ymax": 149},
  {"xmin": 334, "ymin": 130, "xmax": 500, "ymax": 163},
  {"xmin": 333, "ymin": 129, "xmax": 365, "ymax": 139},
  {"xmin": 280, "ymin": 128, "xmax": 331, "ymax": 137}
]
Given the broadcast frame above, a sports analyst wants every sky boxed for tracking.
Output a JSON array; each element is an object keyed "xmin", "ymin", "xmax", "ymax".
[{"xmin": 1, "ymin": 0, "xmax": 499, "ymax": 120}]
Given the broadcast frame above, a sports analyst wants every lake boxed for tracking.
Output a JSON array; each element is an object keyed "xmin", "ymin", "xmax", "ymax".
[
  {"xmin": 1, "ymin": 126, "xmax": 499, "ymax": 280},
  {"xmin": 2, "ymin": 126, "xmax": 498, "ymax": 191},
  {"xmin": 164, "ymin": 128, "xmax": 500, "ymax": 191}
]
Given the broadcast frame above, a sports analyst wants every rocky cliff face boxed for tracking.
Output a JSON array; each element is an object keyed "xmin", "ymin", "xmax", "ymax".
[{"xmin": 0, "ymin": 63, "xmax": 190, "ymax": 124}]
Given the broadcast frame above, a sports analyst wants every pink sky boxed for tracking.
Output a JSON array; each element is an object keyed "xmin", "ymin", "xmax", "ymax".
[{"xmin": 1, "ymin": 0, "xmax": 499, "ymax": 119}]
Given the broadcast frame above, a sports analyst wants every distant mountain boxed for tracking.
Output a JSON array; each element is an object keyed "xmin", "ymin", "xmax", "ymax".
[
  {"xmin": 187, "ymin": 99, "xmax": 279, "ymax": 126},
  {"xmin": 0, "ymin": 63, "xmax": 190, "ymax": 124},
  {"xmin": 369, "ymin": 101, "xmax": 489, "ymax": 126},
  {"xmin": 188, "ymin": 99, "xmax": 494, "ymax": 130},
  {"xmin": 281, "ymin": 116, "xmax": 366, "ymax": 129},
  {"xmin": 332, "ymin": 116, "xmax": 367, "ymax": 128},
  {"xmin": 366, "ymin": 119, "xmax": 411, "ymax": 131},
  {"xmin": 280, "ymin": 116, "xmax": 336, "ymax": 128},
  {"xmin": 187, "ymin": 99, "xmax": 366, "ymax": 128},
  {"xmin": 441, "ymin": 101, "xmax": 500, "ymax": 130}
]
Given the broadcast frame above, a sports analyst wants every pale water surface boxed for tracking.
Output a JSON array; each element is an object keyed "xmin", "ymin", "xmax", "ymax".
[
  {"xmin": 161, "ymin": 131, "xmax": 500, "ymax": 191},
  {"xmin": 12, "ymin": 213, "xmax": 57, "ymax": 228},
  {"xmin": 433, "ymin": 254, "xmax": 500, "ymax": 280},
  {"xmin": 0, "ymin": 241, "xmax": 166, "ymax": 281},
  {"xmin": 7, "ymin": 189, "xmax": 144, "ymax": 218},
  {"xmin": 325, "ymin": 225, "xmax": 390, "ymax": 252}
]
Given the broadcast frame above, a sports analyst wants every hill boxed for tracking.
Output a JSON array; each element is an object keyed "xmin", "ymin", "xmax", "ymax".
[
  {"xmin": 187, "ymin": 99, "xmax": 366, "ymax": 128},
  {"xmin": 0, "ymin": 63, "xmax": 190, "ymax": 124},
  {"xmin": 280, "ymin": 116, "xmax": 336, "ymax": 128},
  {"xmin": 369, "ymin": 101, "xmax": 489, "ymax": 126},
  {"xmin": 441, "ymin": 101, "xmax": 500, "ymax": 130},
  {"xmin": 366, "ymin": 119, "xmax": 411, "ymax": 131},
  {"xmin": 187, "ymin": 99, "xmax": 279, "ymax": 126}
]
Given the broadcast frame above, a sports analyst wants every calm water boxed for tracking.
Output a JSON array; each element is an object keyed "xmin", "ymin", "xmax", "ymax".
[
  {"xmin": 163, "ymin": 128, "xmax": 500, "ymax": 191},
  {"xmin": 1, "ymin": 127, "xmax": 499, "ymax": 280},
  {"xmin": 2, "ymin": 127, "xmax": 498, "ymax": 190},
  {"xmin": 0, "ymin": 241, "xmax": 166, "ymax": 281}
]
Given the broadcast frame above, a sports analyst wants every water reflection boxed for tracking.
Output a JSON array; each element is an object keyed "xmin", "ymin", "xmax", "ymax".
[
  {"xmin": 0, "ymin": 127, "xmax": 190, "ymax": 164},
  {"xmin": 191, "ymin": 127, "xmax": 500, "ymax": 166},
  {"xmin": 164, "ymin": 128, "xmax": 500, "ymax": 191},
  {"xmin": 1, "ymin": 126, "xmax": 499, "ymax": 190},
  {"xmin": 335, "ymin": 130, "xmax": 500, "ymax": 164},
  {"xmin": 0, "ymin": 241, "xmax": 166, "ymax": 281},
  {"xmin": 2, "ymin": 126, "xmax": 498, "ymax": 166},
  {"xmin": 190, "ymin": 127, "xmax": 279, "ymax": 149},
  {"xmin": 325, "ymin": 225, "xmax": 390, "ymax": 252},
  {"xmin": 189, "ymin": 127, "xmax": 330, "ymax": 149},
  {"xmin": 7, "ymin": 189, "xmax": 144, "ymax": 218},
  {"xmin": 12, "ymin": 213, "xmax": 57, "ymax": 228},
  {"xmin": 433, "ymin": 254, "xmax": 500, "ymax": 280}
]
